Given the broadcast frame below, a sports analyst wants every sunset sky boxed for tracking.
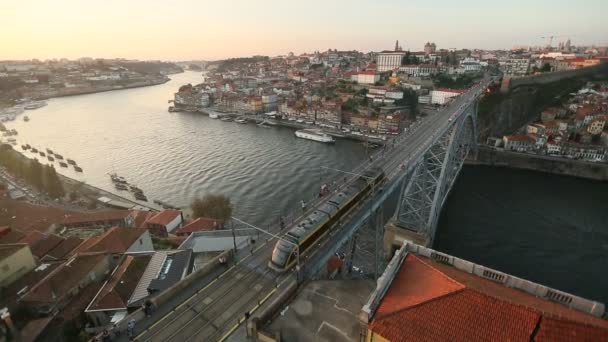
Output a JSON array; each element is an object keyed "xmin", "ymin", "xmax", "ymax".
[{"xmin": 2, "ymin": 0, "xmax": 607, "ymax": 61}]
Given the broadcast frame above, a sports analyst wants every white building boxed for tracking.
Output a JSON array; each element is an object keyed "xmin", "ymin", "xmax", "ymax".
[
  {"xmin": 460, "ymin": 58, "xmax": 482, "ymax": 73},
  {"xmin": 398, "ymin": 64, "xmax": 438, "ymax": 77},
  {"xmin": 376, "ymin": 51, "xmax": 405, "ymax": 72},
  {"xmin": 351, "ymin": 71, "xmax": 380, "ymax": 84},
  {"xmin": 430, "ymin": 88, "xmax": 465, "ymax": 105}
]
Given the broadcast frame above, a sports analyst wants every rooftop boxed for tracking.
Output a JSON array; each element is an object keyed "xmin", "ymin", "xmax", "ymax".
[
  {"xmin": 0, "ymin": 243, "xmax": 28, "ymax": 259},
  {"xmin": 176, "ymin": 217, "xmax": 223, "ymax": 235},
  {"xmin": 362, "ymin": 242, "xmax": 608, "ymax": 341},
  {"xmin": 145, "ymin": 209, "xmax": 181, "ymax": 226},
  {"xmin": 84, "ymin": 227, "xmax": 148, "ymax": 254},
  {"xmin": 30, "ymin": 234, "xmax": 63, "ymax": 258},
  {"xmin": 61, "ymin": 209, "xmax": 131, "ymax": 225},
  {"xmin": 44, "ymin": 236, "xmax": 83, "ymax": 260}
]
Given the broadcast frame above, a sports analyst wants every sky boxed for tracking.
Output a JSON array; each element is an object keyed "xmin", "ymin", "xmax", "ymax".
[{"xmin": 2, "ymin": 0, "xmax": 607, "ymax": 61}]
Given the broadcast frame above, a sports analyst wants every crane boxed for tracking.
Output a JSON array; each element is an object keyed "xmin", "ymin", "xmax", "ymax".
[{"xmin": 541, "ymin": 35, "xmax": 568, "ymax": 48}]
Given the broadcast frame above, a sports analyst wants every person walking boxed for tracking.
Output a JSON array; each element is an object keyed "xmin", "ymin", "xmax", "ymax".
[
  {"xmin": 301, "ymin": 199, "xmax": 306, "ymax": 213},
  {"xmin": 126, "ymin": 319, "xmax": 135, "ymax": 340}
]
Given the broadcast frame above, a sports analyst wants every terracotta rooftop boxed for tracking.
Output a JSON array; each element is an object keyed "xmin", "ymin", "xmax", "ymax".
[
  {"xmin": 367, "ymin": 252, "xmax": 608, "ymax": 341},
  {"xmin": 21, "ymin": 253, "xmax": 108, "ymax": 304},
  {"xmin": 44, "ymin": 236, "xmax": 83, "ymax": 260},
  {"xmin": 0, "ymin": 199, "xmax": 77, "ymax": 233},
  {"xmin": 84, "ymin": 227, "xmax": 148, "ymax": 254},
  {"xmin": 87, "ymin": 254, "xmax": 152, "ymax": 311},
  {"xmin": 176, "ymin": 217, "xmax": 223, "ymax": 235},
  {"xmin": 19, "ymin": 231, "xmax": 46, "ymax": 247},
  {"xmin": 0, "ymin": 261, "xmax": 62, "ymax": 311},
  {"xmin": 61, "ymin": 209, "xmax": 131, "ymax": 225},
  {"xmin": 145, "ymin": 209, "xmax": 181, "ymax": 226},
  {"xmin": 0, "ymin": 227, "xmax": 26, "ymax": 244},
  {"xmin": 129, "ymin": 209, "xmax": 156, "ymax": 228},
  {"xmin": 30, "ymin": 234, "xmax": 64, "ymax": 258}
]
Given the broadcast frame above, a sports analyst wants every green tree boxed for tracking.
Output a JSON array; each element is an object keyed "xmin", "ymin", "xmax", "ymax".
[
  {"xmin": 191, "ymin": 194, "xmax": 233, "ymax": 222},
  {"xmin": 541, "ymin": 63, "xmax": 552, "ymax": 72}
]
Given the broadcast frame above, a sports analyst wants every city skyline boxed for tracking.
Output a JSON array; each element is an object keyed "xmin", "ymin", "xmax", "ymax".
[{"xmin": 2, "ymin": 0, "xmax": 607, "ymax": 61}]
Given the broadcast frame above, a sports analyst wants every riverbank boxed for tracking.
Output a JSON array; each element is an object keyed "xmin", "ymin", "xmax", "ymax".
[
  {"xmin": 1, "ymin": 144, "xmax": 157, "ymax": 212},
  {"xmin": 466, "ymin": 145, "xmax": 608, "ymax": 181}
]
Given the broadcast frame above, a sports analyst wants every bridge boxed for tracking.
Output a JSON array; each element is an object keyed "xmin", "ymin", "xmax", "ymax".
[{"xmin": 133, "ymin": 76, "xmax": 495, "ymax": 341}]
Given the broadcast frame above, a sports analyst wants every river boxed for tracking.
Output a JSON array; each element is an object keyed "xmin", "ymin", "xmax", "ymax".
[
  {"xmin": 435, "ymin": 165, "xmax": 608, "ymax": 305},
  {"xmin": 6, "ymin": 71, "xmax": 608, "ymax": 305},
  {"xmin": 6, "ymin": 71, "xmax": 367, "ymax": 225}
]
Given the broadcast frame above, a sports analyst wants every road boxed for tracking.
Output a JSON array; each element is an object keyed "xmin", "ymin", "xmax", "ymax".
[{"xmin": 135, "ymin": 77, "xmax": 492, "ymax": 341}]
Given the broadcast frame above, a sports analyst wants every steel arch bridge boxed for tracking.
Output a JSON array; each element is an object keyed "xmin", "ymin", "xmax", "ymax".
[{"xmin": 305, "ymin": 80, "xmax": 491, "ymax": 280}]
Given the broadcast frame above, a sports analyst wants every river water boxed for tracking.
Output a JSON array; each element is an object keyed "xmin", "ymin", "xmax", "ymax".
[{"xmin": 6, "ymin": 71, "xmax": 608, "ymax": 304}]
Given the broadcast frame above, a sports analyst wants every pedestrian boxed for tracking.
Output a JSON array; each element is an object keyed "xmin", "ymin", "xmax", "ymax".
[
  {"xmin": 279, "ymin": 217, "xmax": 285, "ymax": 230},
  {"xmin": 301, "ymin": 199, "xmax": 306, "ymax": 212},
  {"xmin": 127, "ymin": 319, "xmax": 135, "ymax": 339},
  {"xmin": 102, "ymin": 329, "xmax": 111, "ymax": 342},
  {"xmin": 145, "ymin": 300, "xmax": 154, "ymax": 317}
]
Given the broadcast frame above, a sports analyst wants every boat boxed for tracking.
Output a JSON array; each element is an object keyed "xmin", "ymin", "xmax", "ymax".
[
  {"xmin": 67, "ymin": 159, "xmax": 76, "ymax": 165},
  {"xmin": 115, "ymin": 183, "xmax": 128, "ymax": 191},
  {"xmin": 129, "ymin": 185, "xmax": 143, "ymax": 193},
  {"xmin": 59, "ymin": 162, "xmax": 68, "ymax": 168},
  {"xmin": 74, "ymin": 166, "xmax": 83, "ymax": 172},
  {"xmin": 31, "ymin": 148, "xmax": 38, "ymax": 153},
  {"xmin": 23, "ymin": 101, "xmax": 47, "ymax": 110},
  {"xmin": 21, "ymin": 145, "xmax": 29, "ymax": 150},
  {"xmin": 134, "ymin": 193, "xmax": 148, "ymax": 201},
  {"xmin": 23, "ymin": 116, "xmax": 30, "ymax": 122},
  {"xmin": 7, "ymin": 138, "xmax": 17, "ymax": 143},
  {"xmin": 109, "ymin": 173, "xmax": 127, "ymax": 184},
  {"xmin": 54, "ymin": 154, "xmax": 63, "ymax": 160},
  {"xmin": 46, "ymin": 148, "xmax": 53, "ymax": 154},
  {"xmin": 235, "ymin": 118, "xmax": 247, "ymax": 124},
  {"xmin": 10, "ymin": 129, "xmax": 17, "ymax": 135},
  {"xmin": 47, "ymin": 156, "xmax": 54, "ymax": 162},
  {"xmin": 220, "ymin": 117, "xmax": 233, "ymax": 122},
  {"xmin": 294, "ymin": 129, "xmax": 335, "ymax": 143},
  {"xmin": 39, "ymin": 152, "xmax": 46, "ymax": 157},
  {"xmin": 296, "ymin": 119, "xmax": 304, "ymax": 124},
  {"xmin": 25, "ymin": 144, "xmax": 31, "ymax": 149},
  {"xmin": 305, "ymin": 121, "xmax": 314, "ymax": 125},
  {"xmin": 209, "ymin": 112, "xmax": 219, "ymax": 119}
]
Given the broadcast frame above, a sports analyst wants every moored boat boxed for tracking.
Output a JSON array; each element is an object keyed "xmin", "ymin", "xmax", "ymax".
[
  {"xmin": 220, "ymin": 117, "xmax": 233, "ymax": 122},
  {"xmin": 54, "ymin": 154, "xmax": 63, "ymax": 160},
  {"xmin": 31, "ymin": 148, "xmax": 38, "ymax": 153},
  {"xmin": 235, "ymin": 117, "xmax": 247, "ymax": 124},
  {"xmin": 294, "ymin": 129, "xmax": 335, "ymax": 144},
  {"xmin": 67, "ymin": 159, "xmax": 76, "ymax": 165},
  {"xmin": 23, "ymin": 101, "xmax": 47, "ymax": 110},
  {"xmin": 23, "ymin": 116, "xmax": 30, "ymax": 122},
  {"xmin": 74, "ymin": 166, "xmax": 83, "ymax": 172},
  {"xmin": 209, "ymin": 112, "xmax": 219, "ymax": 119},
  {"xmin": 48, "ymin": 156, "xmax": 54, "ymax": 162},
  {"xmin": 115, "ymin": 183, "xmax": 128, "ymax": 190},
  {"xmin": 39, "ymin": 151, "xmax": 46, "ymax": 157},
  {"xmin": 59, "ymin": 162, "xmax": 68, "ymax": 168},
  {"xmin": 46, "ymin": 148, "xmax": 53, "ymax": 154},
  {"xmin": 134, "ymin": 193, "xmax": 148, "ymax": 201}
]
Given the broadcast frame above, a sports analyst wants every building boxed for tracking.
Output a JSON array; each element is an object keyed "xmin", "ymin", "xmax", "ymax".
[
  {"xmin": 430, "ymin": 88, "xmax": 465, "ymax": 105},
  {"xmin": 351, "ymin": 71, "xmax": 380, "ymax": 84},
  {"xmin": 145, "ymin": 209, "xmax": 183, "ymax": 237},
  {"xmin": 587, "ymin": 117, "xmax": 606, "ymax": 135},
  {"xmin": 541, "ymin": 107, "xmax": 565, "ymax": 123},
  {"xmin": 398, "ymin": 65, "xmax": 438, "ymax": 77},
  {"xmin": 499, "ymin": 58, "xmax": 530, "ymax": 77},
  {"xmin": 359, "ymin": 242, "xmax": 608, "ymax": 341},
  {"xmin": 81, "ymin": 227, "xmax": 154, "ymax": 258},
  {"xmin": 460, "ymin": 57, "xmax": 482, "ymax": 73},
  {"xmin": 503, "ymin": 134, "xmax": 536, "ymax": 152},
  {"xmin": 0, "ymin": 244, "xmax": 36, "ymax": 287},
  {"xmin": 85, "ymin": 250, "xmax": 193, "ymax": 327},
  {"xmin": 424, "ymin": 42, "xmax": 437, "ymax": 55},
  {"xmin": 376, "ymin": 52, "xmax": 406, "ymax": 72},
  {"xmin": 60, "ymin": 210, "xmax": 132, "ymax": 229},
  {"xmin": 20, "ymin": 253, "xmax": 111, "ymax": 315},
  {"xmin": 175, "ymin": 217, "xmax": 224, "ymax": 237}
]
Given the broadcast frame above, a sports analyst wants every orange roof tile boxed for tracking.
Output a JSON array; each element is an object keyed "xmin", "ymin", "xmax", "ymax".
[
  {"xmin": 145, "ymin": 209, "xmax": 181, "ymax": 226},
  {"xmin": 31, "ymin": 234, "xmax": 64, "ymax": 258},
  {"xmin": 84, "ymin": 227, "xmax": 148, "ymax": 254},
  {"xmin": 176, "ymin": 217, "xmax": 223, "ymax": 234},
  {"xmin": 20, "ymin": 231, "xmax": 46, "ymax": 247},
  {"xmin": 369, "ymin": 254, "xmax": 608, "ymax": 342},
  {"xmin": 45, "ymin": 236, "xmax": 83, "ymax": 260}
]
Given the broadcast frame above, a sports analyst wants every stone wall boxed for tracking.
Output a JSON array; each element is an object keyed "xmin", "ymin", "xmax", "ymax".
[
  {"xmin": 467, "ymin": 146, "xmax": 608, "ymax": 181},
  {"xmin": 509, "ymin": 63, "xmax": 608, "ymax": 89}
]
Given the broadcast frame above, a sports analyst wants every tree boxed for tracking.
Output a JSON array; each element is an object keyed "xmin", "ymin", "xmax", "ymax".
[
  {"xmin": 541, "ymin": 63, "xmax": 552, "ymax": 72},
  {"xmin": 191, "ymin": 194, "xmax": 233, "ymax": 222}
]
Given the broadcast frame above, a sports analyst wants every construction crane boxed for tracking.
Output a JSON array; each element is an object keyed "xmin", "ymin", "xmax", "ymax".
[{"xmin": 541, "ymin": 35, "xmax": 568, "ymax": 48}]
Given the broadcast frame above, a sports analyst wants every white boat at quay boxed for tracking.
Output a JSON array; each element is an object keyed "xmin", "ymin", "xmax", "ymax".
[
  {"xmin": 208, "ymin": 112, "xmax": 219, "ymax": 119},
  {"xmin": 295, "ymin": 129, "xmax": 335, "ymax": 143}
]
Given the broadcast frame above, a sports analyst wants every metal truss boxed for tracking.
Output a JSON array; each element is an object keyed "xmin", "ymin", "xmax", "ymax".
[{"xmin": 395, "ymin": 102, "xmax": 477, "ymax": 245}]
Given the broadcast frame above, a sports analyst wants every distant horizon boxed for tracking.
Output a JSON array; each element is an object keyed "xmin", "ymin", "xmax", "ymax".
[{"xmin": 2, "ymin": 0, "xmax": 607, "ymax": 61}]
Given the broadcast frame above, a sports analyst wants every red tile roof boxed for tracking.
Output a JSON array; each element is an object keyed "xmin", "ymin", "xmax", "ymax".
[
  {"xmin": 575, "ymin": 105, "xmax": 595, "ymax": 120},
  {"xmin": 61, "ymin": 209, "xmax": 131, "ymax": 225},
  {"xmin": 21, "ymin": 253, "xmax": 108, "ymax": 304},
  {"xmin": 505, "ymin": 134, "xmax": 536, "ymax": 142},
  {"xmin": 176, "ymin": 217, "xmax": 223, "ymax": 235},
  {"xmin": 44, "ymin": 236, "xmax": 83, "ymax": 260},
  {"xmin": 30, "ymin": 234, "xmax": 64, "ymax": 258},
  {"xmin": 129, "ymin": 209, "xmax": 156, "ymax": 228},
  {"xmin": 535, "ymin": 317, "xmax": 608, "ymax": 341},
  {"xmin": 87, "ymin": 254, "xmax": 152, "ymax": 311},
  {"xmin": 368, "ymin": 254, "xmax": 608, "ymax": 342},
  {"xmin": 84, "ymin": 227, "xmax": 148, "ymax": 254},
  {"xmin": 20, "ymin": 231, "xmax": 46, "ymax": 247},
  {"xmin": 0, "ymin": 199, "xmax": 76, "ymax": 233},
  {"xmin": 145, "ymin": 209, "xmax": 181, "ymax": 226},
  {"xmin": 0, "ymin": 227, "xmax": 26, "ymax": 244}
]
